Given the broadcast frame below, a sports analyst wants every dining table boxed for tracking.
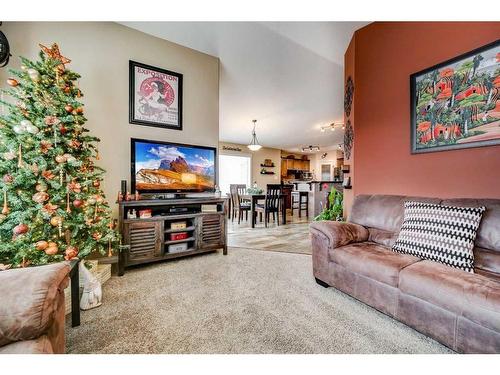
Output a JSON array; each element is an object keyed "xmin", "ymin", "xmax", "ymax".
[{"xmin": 226, "ymin": 193, "xmax": 287, "ymax": 228}]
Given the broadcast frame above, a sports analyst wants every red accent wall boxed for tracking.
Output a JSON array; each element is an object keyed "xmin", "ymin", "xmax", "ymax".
[{"xmin": 351, "ymin": 22, "xmax": 500, "ymax": 199}]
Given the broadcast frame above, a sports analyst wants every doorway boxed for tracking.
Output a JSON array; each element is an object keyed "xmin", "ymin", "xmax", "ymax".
[{"xmin": 219, "ymin": 154, "xmax": 252, "ymax": 195}]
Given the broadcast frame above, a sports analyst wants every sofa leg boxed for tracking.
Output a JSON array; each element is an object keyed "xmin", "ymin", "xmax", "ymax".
[{"xmin": 315, "ymin": 277, "xmax": 329, "ymax": 288}]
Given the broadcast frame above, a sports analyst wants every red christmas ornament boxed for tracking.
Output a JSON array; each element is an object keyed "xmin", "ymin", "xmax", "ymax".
[
  {"xmin": 64, "ymin": 104, "xmax": 74, "ymax": 113},
  {"xmin": 76, "ymin": 107, "xmax": 84, "ymax": 114},
  {"xmin": 13, "ymin": 223, "xmax": 29, "ymax": 236},
  {"xmin": 59, "ymin": 125, "xmax": 68, "ymax": 134},
  {"xmin": 92, "ymin": 180, "xmax": 100, "ymax": 188},
  {"xmin": 73, "ymin": 199, "xmax": 83, "ymax": 208}
]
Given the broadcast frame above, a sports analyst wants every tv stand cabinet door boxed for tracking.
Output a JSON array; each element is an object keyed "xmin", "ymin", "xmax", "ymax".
[
  {"xmin": 197, "ymin": 214, "xmax": 225, "ymax": 250},
  {"xmin": 124, "ymin": 220, "xmax": 163, "ymax": 263}
]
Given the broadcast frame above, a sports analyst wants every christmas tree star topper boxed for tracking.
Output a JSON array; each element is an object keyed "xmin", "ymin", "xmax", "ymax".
[{"xmin": 39, "ymin": 43, "xmax": 71, "ymax": 70}]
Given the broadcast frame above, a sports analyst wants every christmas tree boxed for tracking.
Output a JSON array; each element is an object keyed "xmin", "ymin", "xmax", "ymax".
[{"xmin": 0, "ymin": 43, "xmax": 118, "ymax": 268}]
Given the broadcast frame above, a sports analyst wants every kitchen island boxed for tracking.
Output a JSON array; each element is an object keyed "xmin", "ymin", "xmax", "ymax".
[{"xmin": 289, "ymin": 180, "xmax": 344, "ymax": 217}]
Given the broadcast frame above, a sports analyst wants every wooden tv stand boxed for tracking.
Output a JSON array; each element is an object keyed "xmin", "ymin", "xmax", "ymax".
[{"xmin": 118, "ymin": 197, "xmax": 227, "ymax": 275}]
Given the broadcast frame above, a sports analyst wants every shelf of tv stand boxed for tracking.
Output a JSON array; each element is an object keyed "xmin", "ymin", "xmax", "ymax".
[
  {"xmin": 164, "ymin": 226, "xmax": 196, "ymax": 233},
  {"xmin": 165, "ymin": 237, "xmax": 195, "ymax": 245}
]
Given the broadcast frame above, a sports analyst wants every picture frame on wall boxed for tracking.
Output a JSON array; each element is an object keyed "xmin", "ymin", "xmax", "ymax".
[
  {"xmin": 129, "ymin": 60, "xmax": 183, "ymax": 130},
  {"xmin": 410, "ymin": 39, "xmax": 500, "ymax": 154}
]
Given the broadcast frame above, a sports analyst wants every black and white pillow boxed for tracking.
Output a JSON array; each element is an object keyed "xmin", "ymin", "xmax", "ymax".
[{"xmin": 392, "ymin": 201, "xmax": 485, "ymax": 273}]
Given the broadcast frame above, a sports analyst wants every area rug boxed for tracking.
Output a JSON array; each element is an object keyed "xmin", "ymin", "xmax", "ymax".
[
  {"xmin": 228, "ymin": 222, "xmax": 312, "ymax": 255},
  {"xmin": 66, "ymin": 248, "xmax": 452, "ymax": 354}
]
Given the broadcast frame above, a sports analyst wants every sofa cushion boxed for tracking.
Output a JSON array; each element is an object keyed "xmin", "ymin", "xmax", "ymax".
[
  {"xmin": 0, "ymin": 262, "xmax": 70, "ymax": 347},
  {"xmin": 399, "ymin": 260, "xmax": 500, "ymax": 333},
  {"xmin": 330, "ymin": 242, "xmax": 421, "ymax": 287},
  {"xmin": 0, "ymin": 335, "xmax": 54, "ymax": 354},
  {"xmin": 348, "ymin": 194, "xmax": 442, "ymax": 233},
  {"xmin": 392, "ymin": 201, "xmax": 485, "ymax": 273}
]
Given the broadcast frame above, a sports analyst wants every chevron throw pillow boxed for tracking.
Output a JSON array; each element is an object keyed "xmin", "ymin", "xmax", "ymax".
[{"xmin": 392, "ymin": 201, "xmax": 485, "ymax": 273}]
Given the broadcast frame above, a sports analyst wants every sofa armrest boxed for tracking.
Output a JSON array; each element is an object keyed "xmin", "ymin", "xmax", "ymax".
[
  {"xmin": 309, "ymin": 221, "xmax": 369, "ymax": 250},
  {"xmin": 0, "ymin": 262, "xmax": 70, "ymax": 347}
]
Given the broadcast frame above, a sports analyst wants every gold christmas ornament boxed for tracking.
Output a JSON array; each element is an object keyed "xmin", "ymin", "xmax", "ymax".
[
  {"xmin": 32, "ymin": 191, "xmax": 49, "ymax": 203},
  {"xmin": 36, "ymin": 182, "xmax": 48, "ymax": 192},
  {"xmin": 7, "ymin": 78, "xmax": 19, "ymax": 87},
  {"xmin": 2, "ymin": 190, "xmax": 9, "ymax": 215},
  {"xmin": 44, "ymin": 242, "xmax": 58, "ymax": 255},
  {"xmin": 27, "ymin": 68, "xmax": 41, "ymax": 82},
  {"xmin": 35, "ymin": 240, "xmax": 49, "ymax": 251},
  {"xmin": 17, "ymin": 144, "xmax": 23, "ymax": 168},
  {"xmin": 64, "ymin": 245, "xmax": 78, "ymax": 260},
  {"xmin": 55, "ymin": 154, "xmax": 66, "ymax": 164},
  {"xmin": 50, "ymin": 216, "xmax": 62, "ymax": 227}
]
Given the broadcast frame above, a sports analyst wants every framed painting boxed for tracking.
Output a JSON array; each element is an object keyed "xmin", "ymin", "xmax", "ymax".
[
  {"xmin": 410, "ymin": 39, "xmax": 500, "ymax": 153},
  {"xmin": 129, "ymin": 60, "xmax": 183, "ymax": 130}
]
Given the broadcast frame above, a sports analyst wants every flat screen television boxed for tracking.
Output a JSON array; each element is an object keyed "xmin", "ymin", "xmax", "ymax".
[{"xmin": 131, "ymin": 138, "xmax": 216, "ymax": 194}]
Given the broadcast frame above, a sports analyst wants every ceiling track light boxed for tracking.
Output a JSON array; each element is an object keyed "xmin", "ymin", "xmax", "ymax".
[
  {"xmin": 320, "ymin": 122, "xmax": 345, "ymax": 132},
  {"xmin": 301, "ymin": 145, "xmax": 320, "ymax": 152}
]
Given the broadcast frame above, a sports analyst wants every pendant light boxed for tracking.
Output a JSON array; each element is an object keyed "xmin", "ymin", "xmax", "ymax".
[{"xmin": 247, "ymin": 119, "xmax": 262, "ymax": 151}]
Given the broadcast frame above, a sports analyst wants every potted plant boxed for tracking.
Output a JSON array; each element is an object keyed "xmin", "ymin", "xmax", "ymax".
[{"xmin": 314, "ymin": 187, "xmax": 344, "ymax": 221}]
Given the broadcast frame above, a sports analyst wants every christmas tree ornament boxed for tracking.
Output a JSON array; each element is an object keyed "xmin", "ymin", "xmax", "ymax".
[
  {"xmin": 32, "ymin": 191, "xmax": 49, "ymax": 203},
  {"xmin": 44, "ymin": 242, "xmax": 58, "ymax": 255},
  {"xmin": 63, "ymin": 153, "xmax": 76, "ymax": 163},
  {"xmin": 55, "ymin": 154, "xmax": 66, "ymax": 164},
  {"xmin": 73, "ymin": 199, "xmax": 83, "ymax": 208},
  {"xmin": 3, "ymin": 174, "xmax": 13, "ymax": 184},
  {"xmin": 42, "ymin": 202, "xmax": 58, "ymax": 215},
  {"xmin": 76, "ymin": 107, "xmax": 84, "ymax": 114},
  {"xmin": 40, "ymin": 140, "xmax": 53, "ymax": 154},
  {"xmin": 17, "ymin": 144, "xmax": 23, "ymax": 168},
  {"xmin": 13, "ymin": 223, "xmax": 29, "ymax": 236},
  {"xmin": 59, "ymin": 169, "xmax": 64, "ymax": 184},
  {"xmin": 2, "ymin": 190, "xmax": 9, "ymax": 215},
  {"xmin": 95, "ymin": 149, "xmax": 100, "ymax": 160},
  {"xmin": 36, "ymin": 182, "xmax": 48, "ymax": 192},
  {"xmin": 66, "ymin": 190, "xmax": 71, "ymax": 213},
  {"xmin": 69, "ymin": 180, "xmax": 81, "ymax": 193},
  {"xmin": 64, "ymin": 104, "xmax": 73, "ymax": 113},
  {"xmin": 58, "ymin": 221, "xmax": 63, "ymax": 237},
  {"xmin": 64, "ymin": 245, "xmax": 78, "ymax": 260},
  {"xmin": 7, "ymin": 78, "xmax": 19, "ymax": 87},
  {"xmin": 59, "ymin": 125, "xmax": 67, "ymax": 134},
  {"xmin": 50, "ymin": 216, "xmax": 62, "ymax": 227},
  {"xmin": 92, "ymin": 232, "xmax": 102, "ymax": 241},
  {"xmin": 30, "ymin": 163, "xmax": 40, "ymax": 175},
  {"xmin": 93, "ymin": 180, "xmax": 100, "ymax": 188},
  {"xmin": 64, "ymin": 86, "xmax": 71, "ymax": 94},
  {"xmin": 25, "ymin": 123, "xmax": 39, "ymax": 134},
  {"xmin": 27, "ymin": 68, "xmax": 41, "ymax": 82},
  {"xmin": 44, "ymin": 115, "xmax": 60, "ymax": 126},
  {"xmin": 3, "ymin": 151, "xmax": 16, "ymax": 160},
  {"xmin": 13, "ymin": 124, "xmax": 26, "ymax": 134},
  {"xmin": 42, "ymin": 170, "xmax": 56, "ymax": 180},
  {"xmin": 35, "ymin": 240, "xmax": 48, "ymax": 251}
]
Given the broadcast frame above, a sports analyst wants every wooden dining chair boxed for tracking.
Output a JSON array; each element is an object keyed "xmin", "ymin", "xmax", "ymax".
[
  {"xmin": 229, "ymin": 184, "xmax": 250, "ymax": 223},
  {"xmin": 255, "ymin": 184, "xmax": 282, "ymax": 227}
]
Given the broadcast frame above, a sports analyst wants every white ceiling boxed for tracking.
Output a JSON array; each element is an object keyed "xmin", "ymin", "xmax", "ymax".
[{"xmin": 121, "ymin": 22, "xmax": 368, "ymax": 152}]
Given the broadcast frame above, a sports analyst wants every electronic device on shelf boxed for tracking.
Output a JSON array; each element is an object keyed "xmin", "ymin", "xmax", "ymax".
[{"xmin": 131, "ymin": 138, "xmax": 217, "ymax": 195}]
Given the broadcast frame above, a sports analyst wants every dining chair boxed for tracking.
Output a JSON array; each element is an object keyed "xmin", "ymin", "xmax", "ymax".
[
  {"xmin": 255, "ymin": 184, "xmax": 282, "ymax": 227},
  {"xmin": 229, "ymin": 184, "xmax": 250, "ymax": 223}
]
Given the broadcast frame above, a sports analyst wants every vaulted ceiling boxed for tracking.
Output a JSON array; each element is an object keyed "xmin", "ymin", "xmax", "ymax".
[{"xmin": 121, "ymin": 22, "xmax": 368, "ymax": 152}]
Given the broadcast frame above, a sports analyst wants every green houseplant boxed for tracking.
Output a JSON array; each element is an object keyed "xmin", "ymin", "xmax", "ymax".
[{"xmin": 314, "ymin": 187, "xmax": 344, "ymax": 221}]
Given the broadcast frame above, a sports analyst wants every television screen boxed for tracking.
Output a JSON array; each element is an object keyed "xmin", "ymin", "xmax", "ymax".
[{"xmin": 131, "ymin": 139, "xmax": 216, "ymax": 193}]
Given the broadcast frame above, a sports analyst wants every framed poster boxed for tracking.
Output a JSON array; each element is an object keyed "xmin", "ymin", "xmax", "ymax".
[
  {"xmin": 410, "ymin": 39, "xmax": 500, "ymax": 154},
  {"xmin": 129, "ymin": 60, "xmax": 183, "ymax": 130}
]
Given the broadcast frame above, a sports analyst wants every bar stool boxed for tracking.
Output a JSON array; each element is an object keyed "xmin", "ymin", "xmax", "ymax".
[{"xmin": 291, "ymin": 191, "xmax": 309, "ymax": 218}]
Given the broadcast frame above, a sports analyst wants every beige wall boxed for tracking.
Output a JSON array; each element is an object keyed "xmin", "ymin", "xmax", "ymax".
[
  {"xmin": 219, "ymin": 142, "xmax": 281, "ymax": 189},
  {"xmin": 1, "ymin": 22, "xmax": 219, "ymax": 215}
]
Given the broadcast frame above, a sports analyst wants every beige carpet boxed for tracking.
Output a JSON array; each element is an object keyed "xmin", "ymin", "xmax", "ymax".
[{"xmin": 66, "ymin": 248, "xmax": 451, "ymax": 354}]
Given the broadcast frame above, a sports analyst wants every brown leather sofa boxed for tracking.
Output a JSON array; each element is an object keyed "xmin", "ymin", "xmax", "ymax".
[
  {"xmin": 310, "ymin": 194, "xmax": 500, "ymax": 353},
  {"xmin": 0, "ymin": 262, "xmax": 70, "ymax": 354}
]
